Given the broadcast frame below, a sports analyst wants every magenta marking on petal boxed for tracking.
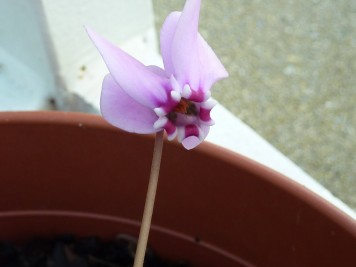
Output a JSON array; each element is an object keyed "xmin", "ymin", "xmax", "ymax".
[
  {"xmin": 199, "ymin": 108, "xmax": 212, "ymax": 122},
  {"xmin": 188, "ymin": 88, "xmax": 205, "ymax": 102},
  {"xmin": 185, "ymin": 124, "xmax": 200, "ymax": 138},
  {"xmin": 167, "ymin": 128, "xmax": 178, "ymax": 141},
  {"xmin": 164, "ymin": 120, "xmax": 177, "ymax": 136},
  {"xmin": 164, "ymin": 91, "xmax": 183, "ymax": 112}
]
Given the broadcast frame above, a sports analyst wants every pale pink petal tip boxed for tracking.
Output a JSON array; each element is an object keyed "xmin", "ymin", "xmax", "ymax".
[{"xmin": 182, "ymin": 136, "xmax": 202, "ymax": 150}]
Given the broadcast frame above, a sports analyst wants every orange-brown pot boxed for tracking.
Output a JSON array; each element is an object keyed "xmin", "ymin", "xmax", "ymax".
[{"xmin": 0, "ymin": 111, "xmax": 355, "ymax": 267}]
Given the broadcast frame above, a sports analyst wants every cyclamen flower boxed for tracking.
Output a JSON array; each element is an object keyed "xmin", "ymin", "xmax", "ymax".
[{"xmin": 87, "ymin": 0, "xmax": 228, "ymax": 149}]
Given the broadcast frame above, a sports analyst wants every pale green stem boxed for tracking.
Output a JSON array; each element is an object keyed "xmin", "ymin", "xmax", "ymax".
[{"xmin": 133, "ymin": 131, "xmax": 164, "ymax": 267}]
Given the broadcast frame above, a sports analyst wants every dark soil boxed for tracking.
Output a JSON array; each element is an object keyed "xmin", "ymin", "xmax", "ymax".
[{"xmin": 0, "ymin": 234, "xmax": 189, "ymax": 267}]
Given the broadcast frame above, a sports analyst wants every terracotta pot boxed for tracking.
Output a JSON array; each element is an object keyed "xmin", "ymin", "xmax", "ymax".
[{"xmin": 0, "ymin": 111, "xmax": 355, "ymax": 267}]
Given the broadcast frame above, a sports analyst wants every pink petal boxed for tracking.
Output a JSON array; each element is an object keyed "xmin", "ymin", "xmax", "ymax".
[
  {"xmin": 86, "ymin": 27, "xmax": 168, "ymax": 109},
  {"xmin": 165, "ymin": 1, "xmax": 228, "ymax": 92},
  {"xmin": 101, "ymin": 74, "xmax": 158, "ymax": 134},
  {"xmin": 197, "ymin": 34, "xmax": 229, "ymax": 91},
  {"xmin": 160, "ymin": 11, "xmax": 181, "ymax": 76},
  {"xmin": 171, "ymin": 0, "xmax": 201, "ymax": 90}
]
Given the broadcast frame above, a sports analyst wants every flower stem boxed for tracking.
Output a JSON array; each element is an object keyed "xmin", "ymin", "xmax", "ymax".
[{"xmin": 133, "ymin": 131, "xmax": 164, "ymax": 267}]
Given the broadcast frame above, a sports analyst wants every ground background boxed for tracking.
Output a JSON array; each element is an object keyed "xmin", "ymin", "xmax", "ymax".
[{"xmin": 152, "ymin": 0, "xmax": 356, "ymax": 210}]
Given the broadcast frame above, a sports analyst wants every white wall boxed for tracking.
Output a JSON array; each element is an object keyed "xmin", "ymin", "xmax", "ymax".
[
  {"xmin": 0, "ymin": 0, "xmax": 55, "ymax": 110},
  {"xmin": 0, "ymin": 0, "xmax": 159, "ymax": 111}
]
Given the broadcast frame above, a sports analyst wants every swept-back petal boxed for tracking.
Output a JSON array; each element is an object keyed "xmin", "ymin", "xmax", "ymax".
[
  {"xmin": 197, "ymin": 34, "xmax": 229, "ymax": 91},
  {"xmin": 86, "ymin": 27, "xmax": 168, "ymax": 109},
  {"xmin": 171, "ymin": 0, "xmax": 201, "ymax": 89},
  {"xmin": 101, "ymin": 74, "xmax": 158, "ymax": 134},
  {"xmin": 167, "ymin": 1, "xmax": 228, "ymax": 92},
  {"xmin": 160, "ymin": 11, "xmax": 181, "ymax": 76}
]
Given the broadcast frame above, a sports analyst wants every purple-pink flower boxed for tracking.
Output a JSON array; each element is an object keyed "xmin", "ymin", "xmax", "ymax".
[{"xmin": 86, "ymin": 0, "xmax": 228, "ymax": 149}]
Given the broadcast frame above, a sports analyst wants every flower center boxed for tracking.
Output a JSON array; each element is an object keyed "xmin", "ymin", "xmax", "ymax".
[
  {"xmin": 167, "ymin": 98, "xmax": 198, "ymax": 123},
  {"xmin": 173, "ymin": 99, "xmax": 198, "ymax": 115},
  {"xmin": 153, "ymin": 82, "xmax": 216, "ymax": 144}
]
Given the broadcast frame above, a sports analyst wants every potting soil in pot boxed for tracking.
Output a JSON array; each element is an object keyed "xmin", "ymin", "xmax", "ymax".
[{"xmin": 0, "ymin": 234, "xmax": 189, "ymax": 267}]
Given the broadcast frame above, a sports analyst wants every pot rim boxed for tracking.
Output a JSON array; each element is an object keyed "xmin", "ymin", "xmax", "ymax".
[{"xmin": 0, "ymin": 110, "xmax": 355, "ymax": 237}]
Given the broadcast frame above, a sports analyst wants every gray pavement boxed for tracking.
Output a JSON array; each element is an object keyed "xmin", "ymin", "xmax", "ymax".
[{"xmin": 152, "ymin": 0, "xmax": 356, "ymax": 210}]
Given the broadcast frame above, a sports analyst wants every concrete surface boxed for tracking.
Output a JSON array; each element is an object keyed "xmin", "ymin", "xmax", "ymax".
[
  {"xmin": 207, "ymin": 104, "xmax": 355, "ymax": 219},
  {"xmin": 152, "ymin": 0, "xmax": 356, "ymax": 210}
]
